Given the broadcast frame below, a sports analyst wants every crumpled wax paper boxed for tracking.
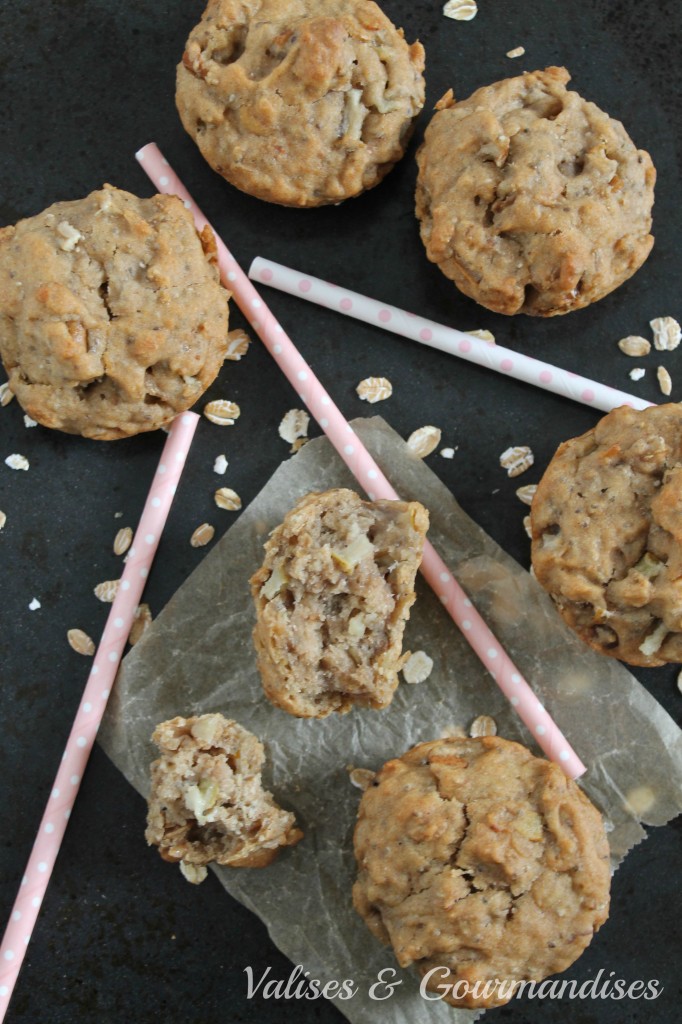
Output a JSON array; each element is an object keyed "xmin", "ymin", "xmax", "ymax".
[{"xmin": 99, "ymin": 416, "xmax": 682, "ymax": 1024}]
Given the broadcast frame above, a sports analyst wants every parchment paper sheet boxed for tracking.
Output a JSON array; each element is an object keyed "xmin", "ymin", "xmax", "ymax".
[{"xmin": 99, "ymin": 417, "xmax": 682, "ymax": 1024}]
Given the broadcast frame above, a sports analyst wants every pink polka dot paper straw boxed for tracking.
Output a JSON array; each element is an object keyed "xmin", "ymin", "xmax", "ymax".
[
  {"xmin": 0, "ymin": 411, "xmax": 199, "ymax": 1022},
  {"xmin": 249, "ymin": 257, "xmax": 654, "ymax": 415},
  {"xmin": 135, "ymin": 143, "xmax": 585, "ymax": 782}
]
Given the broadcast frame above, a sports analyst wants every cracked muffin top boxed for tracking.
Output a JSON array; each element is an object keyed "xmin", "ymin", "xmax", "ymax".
[
  {"xmin": 415, "ymin": 67, "xmax": 655, "ymax": 316},
  {"xmin": 0, "ymin": 184, "xmax": 229, "ymax": 439},
  {"xmin": 175, "ymin": 0, "xmax": 425, "ymax": 207},
  {"xmin": 531, "ymin": 404, "xmax": 682, "ymax": 666},
  {"xmin": 353, "ymin": 736, "xmax": 610, "ymax": 1008}
]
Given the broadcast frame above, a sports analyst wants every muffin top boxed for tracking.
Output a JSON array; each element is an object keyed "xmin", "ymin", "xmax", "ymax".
[
  {"xmin": 353, "ymin": 736, "xmax": 610, "ymax": 1008},
  {"xmin": 531, "ymin": 403, "xmax": 682, "ymax": 666},
  {"xmin": 176, "ymin": 0, "xmax": 425, "ymax": 207},
  {"xmin": 415, "ymin": 67, "xmax": 655, "ymax": 316},
  {"xmin": 0, "ymin": 185, "xmax": 229, "ymax": 439}
]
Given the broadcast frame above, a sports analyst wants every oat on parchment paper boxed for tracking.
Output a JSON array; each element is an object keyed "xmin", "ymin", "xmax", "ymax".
[{"xmin": 100, "ymin": 417, "xmax": 682, "ymax": 1024}]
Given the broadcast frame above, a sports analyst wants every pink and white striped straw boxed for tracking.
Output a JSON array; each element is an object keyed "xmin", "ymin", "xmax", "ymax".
[
  {"xmin": 249, "ymin": 257, "xmax": 654, "ymax": 415},
  {"xmin": 0, "ymin": 411, "xmax": 199, "ymax": 1022},
  {"xmin": 136, "ymin": 143, "xmax": 585, "ymax": 780}
]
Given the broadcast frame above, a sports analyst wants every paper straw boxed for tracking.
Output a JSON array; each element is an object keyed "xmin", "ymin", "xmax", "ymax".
[
  {"xmin": 136, "ymin": 143, "xmax": 585, "ymax": 780},
  {"xmin": 0, "ymin": 411, "xmax": 199, "ymax": 1022},
  {"xmin": 249, "ymin": 258, "xmax": 654, "ymax": 415}
]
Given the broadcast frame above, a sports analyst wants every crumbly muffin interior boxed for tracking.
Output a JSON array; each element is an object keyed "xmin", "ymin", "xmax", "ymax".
[
  {"xmin": 250, "ymin": 489, "xmax": 428, "ymax": 716},
  {"xmin": 145, "ymin": 714, "xmax": 302, "ymax": 879}
]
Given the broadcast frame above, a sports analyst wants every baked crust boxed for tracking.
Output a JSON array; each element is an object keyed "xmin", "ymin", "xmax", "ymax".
[
  {"xmin": 353, "ymin": 736, "xmax": 610, "ymax": 1008},
  {"xmin": 531, "ymin": 404, "xmax": 682, "ymax": 666},
  {"xmin": 415, "ymin": 67, "xmax": 655, "ymax": 316},
  {"xmin": 250, "ymin": 488, "xmax": 429, "ymax": 716},
  {"xmin": 176, "ymin": 0, "xmax": 425, "ymax": 207},
  {"xmin": 0, "ymin": 185, "xmax": 229, "ymax": 439}
]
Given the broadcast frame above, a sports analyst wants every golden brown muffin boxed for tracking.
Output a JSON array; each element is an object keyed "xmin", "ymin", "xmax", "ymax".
[
  {"xmin": 531, "ymin": 404, "xmax": 682, "ymax": 666},
  {"xmin": 176, "ymin": 0, "xmax": 425, "ymax": 207},
  {"xmin": 353, "ymin": 736, "xmax": 611, "ymax": 1008},
  {"xmin": 250, "ymin": 488, "xmax": 429, "ymax": 716},
  {"xmin": 415, "ymin": 67, "xmax": 655, "ymax": 316},
  {"xmin": 146, "ymin": 714, "xmax": 303, "ymax": 881},
  {"xmin": 0, "ymin": 185, "xmax": 229, "ymax": 439}
]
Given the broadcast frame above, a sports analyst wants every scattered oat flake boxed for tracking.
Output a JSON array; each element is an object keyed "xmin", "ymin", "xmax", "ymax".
[
  {"xmin": 629, "ymin": 367, "xmax": 646, "ymax": 382},
  {"xmin": 0, "ymin": 382, "xmax": 14, "ymax": 407},
  {"xmin": 94, "ymin": 579, "xmax": 120, "ymax": 603},
  {"xmin": 5, "ymin": 454, "xmax": 29, "ymax": 471},
  {"xmin": 523, "ymin": 515, "xmax": 532, "ymax": 539},
  {"xmin": 467, "ymin": 328, "xmax": 495, "ymax": 344},
  {"xmin": 24, "ymin": 415, "xmax": 37, "ymax": 428},
  {"xmin": 440, "ymin": 447, "xmax": 456, "ymax": 459},
  {"xmin": 618, "ymin": 335, "xmax": 651, "ymax": 357},
  {"xmin": 677, "ymin": 668, "xmax": 682, "ymax": 695},
  {"xmin": 348, "ymin": 767, "xmax": 376, "ymax": 791},
  {"xmin": 180, "ymin": 862, "xmax": 208, "ymax": 885},
  {"xmin": 407, "ymin": 425, "xmax": 441, "ymax": 459},
  {"xmin": 443, "ymin": 0, "xmax": 477, "ymax": 21},
  {"xmin": 624, "ymin": 784, "xmax": 656, "ymax": 817},
  {"xmin": 129, "ymin": 603, "xmax": 152, "ymax": 646},
  {"xmin": 68, "ymin": 628, "xmax": 96, "ymax": 656},
  {"xmin": 113, "ymin": 526, "xmax": 133, "ymax": 556},
  {"xmin": 402, "ymin": 650, "xmax": 434, "ymax": 685},
  {"xmin": 28, "ymin": 597, "xmax": 41, "ymax": 611},
  {"xmin": 213, "ymin": 454, "xmax": 228, "ymax": 475},
  {"xmin": 506, "ymin": 46, "xmax": 525, "ymax": 58},
  {"xmin": 225, "ymin": 328, "xmax": 250, "ymax": 361},
  {"xmin": 190, "ymin": 523, "xmax": 215, "ymax": 548},
  {"xmin": 439, "ymin": 724, "xmax": 467, "ymax": 739},
  {"xmin": 470, "ymin": 714, "xmax": 497, "ymax": 738},
  {"xmin": 500, "ymin": 445, "xmax": 534, "ymax": 477},
  {"xmin": 114, "ymin": 511, "xmax": 123, "ymax": 518},
  {"xmin": 657, "ymin": 366, "xmax": 672, "ymax": 396},
  {"xmin": 204, "ymin": 399, "xmax": 240, "ymax": 426},
  {"xmin": 278, "ymin": 408, "xmax": 309, "ymax": 444},
  {"xmin": 215, "ymin": 487, "xmax": 242, "ymax": 511},
  {"xmin": 290, "ymin": 437, "xmax": 309, "ymax": 454},
  {"xmin": 0, "ymin": 511, "xmax": 6, "ymax": 530},
  {"xmin": 356, "ymin": 377, "xmax": 393, "ymax": 403},
  {"xmin": 515, "ymin": 483, "xmax": 537, "ymax": 506},
  {"xmin": 650, "ymin": 316, "xmax": 681, "ymax": 352}
]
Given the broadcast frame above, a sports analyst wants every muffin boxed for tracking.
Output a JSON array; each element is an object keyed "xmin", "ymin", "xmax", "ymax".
[
  {"xmin": 531, "ymin": 404, "xmax": 682, "ymax": 666},
  {"xmin": 0, "ymin": 184, "xmax": 229, "ymax": 439},
  {"xmin": 176, "ymin": 0, "xmax": 425, "ymax": 207},
  {"xmin": 353, "ymin": 736, "xmax": 610, "ymax": 1008},
  {"xmin": 250, "ymin": 488, "xmax": 429, "ymax": 716},
  {"xmin": 415, "ymin": 67, "xmax": 655, "ymax": 316},
  {"xmin": 145, "ymin": 714, "xmax": 303, "ymax": 882}
]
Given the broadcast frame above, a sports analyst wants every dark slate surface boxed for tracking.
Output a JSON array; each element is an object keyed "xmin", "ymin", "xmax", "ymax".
[{"xmin": 0, "ymin": 1, "xmax": 680, "ymax": 1022}]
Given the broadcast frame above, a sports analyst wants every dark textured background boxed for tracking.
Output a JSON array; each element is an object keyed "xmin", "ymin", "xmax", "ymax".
[{"xmin": 0, "ymin": 1, "xmax": 680, "ymax": 1021}]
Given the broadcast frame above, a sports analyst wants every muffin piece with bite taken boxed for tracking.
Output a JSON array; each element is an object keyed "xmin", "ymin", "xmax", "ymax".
[
  {"xmin": 250, "ymin": 488, "xmax": 429, "ymax": 716},
  {"xmin": 145, "ymin": 714, "xmax": 303, "ymax": 882}
]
